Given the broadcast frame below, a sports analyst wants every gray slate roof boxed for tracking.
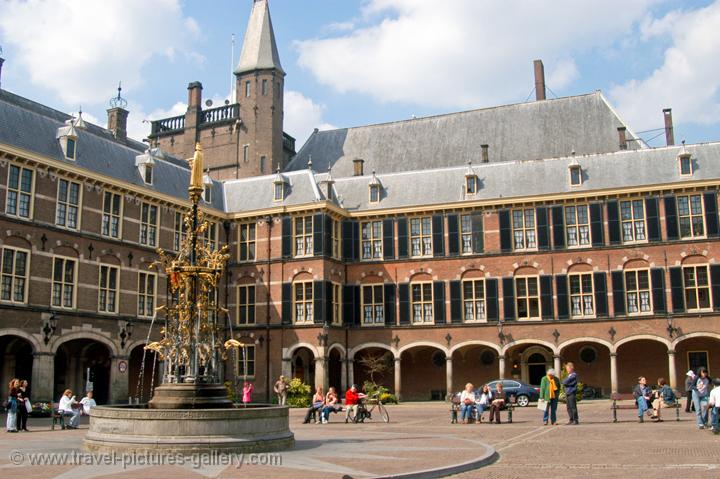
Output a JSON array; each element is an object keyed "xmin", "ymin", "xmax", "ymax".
[
  {"xmin": 0, "ymin": 90, "xmax": 225, "ymax": 211},
  {"xmin": 234, "ymin": 0, "xmax": 284, "ymax": 75},
  {"xmin": 224, "ymin": 143, "xmax": 720, "ymax": 214},
  {"xmin": 287, "ymin": 92, "xmax": 641, "ymax": 177}
]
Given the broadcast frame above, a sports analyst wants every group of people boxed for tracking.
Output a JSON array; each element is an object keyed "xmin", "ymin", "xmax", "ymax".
[
  {"xmin": 632, "ymin": 377, "xmax": 677, "ymax": 422},
  {"xmin": 302, "ymin": 384, "xmax": 367, "ymax": 424},
  {"xmin": 458, "ymin": 382, "xmax": 506, "ymax": 424},
  {"xmin": 684, "ymin": 368, "xmax": 720, "ymax": 432},
  {"xmin": 57, "ymin": 389, "xmax": 97, "ymax": 429},
  {"xmin": 5, "ymin": 379, "xmax": 30, "ymax": 432}
]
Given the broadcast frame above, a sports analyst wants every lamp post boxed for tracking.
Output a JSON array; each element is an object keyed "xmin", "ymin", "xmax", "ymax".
[{"xmin": 42, "ymin": 312, "xmax": 58, "ymax": 345}]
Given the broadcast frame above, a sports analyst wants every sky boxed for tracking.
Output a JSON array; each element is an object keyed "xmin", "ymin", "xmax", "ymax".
[{"xmin": 0, "ymin": 0, "xmax": 719, "ymax": 150}]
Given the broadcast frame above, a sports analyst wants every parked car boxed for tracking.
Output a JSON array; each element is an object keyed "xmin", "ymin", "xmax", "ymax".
[{"xmin": 485, "ymin": 379, "xmax": 540, "ymax": 407}]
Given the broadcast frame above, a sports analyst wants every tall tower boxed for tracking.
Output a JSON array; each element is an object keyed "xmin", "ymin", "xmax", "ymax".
[{"xmin": 234, "ymin": 0, "xmax": 286, "ymax": 174}]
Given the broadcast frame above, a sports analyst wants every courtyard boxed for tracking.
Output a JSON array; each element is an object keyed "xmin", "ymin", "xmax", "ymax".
[{"xmin": 1, "ymin": 400, "xmax": 718, "ymax": 479}]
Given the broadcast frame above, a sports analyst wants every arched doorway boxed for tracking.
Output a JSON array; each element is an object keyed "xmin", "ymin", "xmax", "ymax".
[
  {"xmin": 673, "ymin": 334, "xmax": 720, "ymax": 387},
  {"xmin": 451, "ymin": 344, "xmax": 498, "ymax": 392},
  {"xmin": 291, "ymin": 346, "xmax": 315, "ymax": 386},
  {"xmin": 0, "ymin": 335, "xmax": 34, "ymax": 392},
  {"xmin": 354, "ymin": 346, "xmax": 394, "ymax": 391},
  {"xmin": 616, "ymin": 338, "xmax": 668, "ymax": 393},
  {"xmin": 128, "ymin": 344, "xmax": 160, "ymax": 403},
  {"xmin": 400, "ymin": 345, "xmax": 446, "ymax": 400},
  {"xmin": 526, "ymin": 353, "xmax": 548, "ymax": 386},
  {"xmin": 559, "ymin": 340, "xmax": 612, "ymax": 397},
  {"xmin": 328, "ymin": 348, "xmax": 343, "ymax": 392},
  {"xmin": 505, "ymin": 343, "xmax": 553, "ymax": 386},
  {"xmin": 55, "ymin": 339, "xmax": 111, "ymax": 405}
]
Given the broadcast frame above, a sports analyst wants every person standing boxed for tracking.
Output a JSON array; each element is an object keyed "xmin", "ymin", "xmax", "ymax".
[
  {"xmin": 274, "ymin": 376, "xmax": 288, "ymax": 406},
  {"xmin": 6, "ymin": 378, "xmax": 19, "ymax": 433},
  {"xmin": 692, "ymin": 368, "xmax": 711, "ymax": 429},
  {"xmin": 16, "ymin": 379, "xmax": 30, "ymax": 432},
  {"xmin": 709, "ymin": 377, "xmax": 720, "ymax": 434},
  {"xmin": 563, "ymin": 362, "xmax": 579, "ymax": 425},
  {"xmin": 685, "ymin": 370, "xmax": 696, "ymax": 413},
  {"xmin": 633, "ymin": 377, "xmax": 653, "ymax": 423},
  {"xmin": 540, "ymin": 369, "xmax": 560, "ymax": 425},
  {"xmin": 242, "ymin": 381, "xmax": 254, "ymax": 407}
]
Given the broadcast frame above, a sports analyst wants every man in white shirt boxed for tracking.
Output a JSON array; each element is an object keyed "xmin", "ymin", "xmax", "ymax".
[
  {"xmin": 709, "ymin": 378, "xmax": 720, "ymax": 434},
  {"xmin": 58, "ymin": 389, "xmax": 81, "ymax": 429},
  {"xmin": 80, "ymin": 391, "xmax": 97, "ymax": 416}
]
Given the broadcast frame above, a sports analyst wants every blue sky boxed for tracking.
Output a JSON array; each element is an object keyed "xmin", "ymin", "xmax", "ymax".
[{"xmin": 1, "ymin": 0, "xmax": 718, "ymax": 148}]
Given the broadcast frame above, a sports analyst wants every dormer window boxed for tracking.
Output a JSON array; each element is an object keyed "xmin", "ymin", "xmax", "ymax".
[
  {"xmin": 144, "ymin": 165, "xmax": 153, "ymax": 184},
  {"xmin": 56, "ymin": 120, "xmax": 78, "ymax": 160},
  {"xmin": 203, "ymin": 173, "xmax": 213, "ymax": 203},
  {"xmin": 368, "ymin": 171, "xmax": 382, "ymax": 204},
  {"xmin": 135, "ymin": 149, "xmax": 157, "ymax": 185},
  {"xmin": 66, "ymin": 138, "xmax": 76, "ymax": 160},
  {"xmin": 569, "ymin": 164, "xmax": 582, "ymax": 186},
  {"xmin": 273, "ymin": 169, "xmax": 288, "ymax": 202},
  {"xmin": 466, "ymin": 175, "xmax": 478, "ymax": 194},
  {"xmin": 679, "ymin": 153, "xmax": 692, "ymax": 176}
]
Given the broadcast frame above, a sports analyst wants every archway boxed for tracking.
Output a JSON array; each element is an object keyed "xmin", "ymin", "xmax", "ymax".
[
  {"xmin": 55, "ymin": 339, "xmax": 111, "ymax": 405},
  {"xmin": 291, "ymin": 346, "xmax": 315, "ymax": 387},
  {"xmin": 400, "ymin": 344, "xmax": 446, "ymax": 400},
  {"xmin": 128, "ymin": 344, "xmax": 160, "ymax": 403},
  {"xmin": 559, "ymin": 340, "xmax": 612, "ymax": 397},
  {"xmin": 673, "ymin": 334, "xmax": 720, "ymax": 387},
  {"xmin": 504, "ymin": 343, "xmax": 553, "ymax": 385},
  {"xmin": 354, "ymin": 346, "xmax": 394, "ymax": 391},
  {"xmin": 616, "ymin": 337, "xmax": 668, "ymax": 393},
  {"xmin": 451, "ymin": 344, "xmax": 499, "ymax": 392},
  {"xmin": 328, "ymin": 348, "xmax": 343, "ymax": 392},
  {"xmin": 0, "ymin": 335, "xmax": 34, "ymax": 393}
]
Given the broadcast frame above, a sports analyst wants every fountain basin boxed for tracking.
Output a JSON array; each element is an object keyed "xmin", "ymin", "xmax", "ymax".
[{"xmin": 84, "ymin": 404, "xmax": 294, "ymax": 454}]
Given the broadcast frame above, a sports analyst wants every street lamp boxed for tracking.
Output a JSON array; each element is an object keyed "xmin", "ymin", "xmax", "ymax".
[
  {"xmin": 42, "ymin": 313, "xmax": 58, "ymax": 345},
  {"xmin": 120, "ymin": 321, "xmax": 134, "ymax": 349}
]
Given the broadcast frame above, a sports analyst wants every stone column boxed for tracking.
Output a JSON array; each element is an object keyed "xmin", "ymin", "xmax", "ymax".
[
  {"xmin": 499, "ymin": 355, "xmax": 507, "ymax": 379},
  {"xmin": 31, "ymin": 352, "xmax": 55, "ymax": 402},
  {"xmin": 340, "ymin": 358, "xmax": 348, "ymax": 392},
  {"xmin": 554, "ymin": 355, "xmax": 562, "ymax": 374},
  {"xmin": 520, "ymin": 360, "xmax": 528, "ymax": 383},
  {"xmin": 445, "ymin": 357, "xmax": 453, "ymax": 394},
  {"xmin": 314, "ymin": 356, "xmax": 328, "ymax": 391},
  {"xmin": 110, "ymin": 356, "xmax": 130, "ymax": 404},
  {"xmin": 610, "ymin": 353, "xmax": 618, "ymax": 394},
  {"xmin": 281, "ymin": 358, "xmax": 292, "ymax": 379},
  {"xmin": 667, "ymin": 350, "xmax": 677, "ymax": 390},
  {"xmin": 347, "ymin": 358, "xmax": 354, "ymax": 388},
  {"xmin": 394, "ymin": 357, "xmax": 402, "ymax": 402}
]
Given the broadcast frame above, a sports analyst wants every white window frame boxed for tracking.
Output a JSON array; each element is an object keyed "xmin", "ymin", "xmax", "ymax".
[
  {"xmin": 137, "ymin": 272, "xmax": 156, "ymax": 318},
  {"xmin": 683, "ymin": 265, "xmax": 712, "ymax": 312},
  {"xmin": 369, "ymin": 185, "xmax": 380, "ymax": 203},
  {"xmin": 237, "ymin": 343, "xmax": 255, "ymax": 378},
  {"xmin": 409, "ymin": 217, "xmax": 433, "ymax": 258},
  {"xmin": 411, "ymin": 282, "xmax": 434, "ymax": 324},
  {"xmin": 679, "ymin": 155, "xmax": 693, "ymax": 176},
  {"xmin": 238, "ymin": 222, "xmax": 256, "ymax": 262},
  {"xmin": 462, "ymin": 278, "xmax": 486, "ymax": 323},
  {"xmin": 237, "ymin": 284, "xmax": 256, "ymax": 325},
  {"xmin": 512, "ymin": 208, "xmax": 537, "ymax": 251},
  {"xmin": 515, "ymin": 276, "xmax": 541, "ymax": 321},
  {"xmin": 98, "ymin": 264, "xmax": 119, "ymax": 314},
  {"xmin": 624, "ymin": 269, "xmax": 652, "ymax": 315},
  {"xmin": 331, "ymin": 219, "xmax": 341, "ymax": 260},
  {"xmin": 619, "ymin": 199, "xmax": 647, "ymax": 244},
  {"xmin": 202, "ymin": 221, "xmax": 218, "ymax": 251},
  {"xmin": 293, "ymin": 281, "xmax": 314, "ymax": 324},
  {"xmin": 140, "ymin": 202, "xmax": 159, "ymax": 247},
  {"xmin": 568, "ymin": 272, "xmax": 595, "ymax": 319},
  {"xmin": 331, "ymin": 282, "xmax": 342, "ymax": 325},
  {"xmin": 676, "ymin": 194, "xmax": 706, "ymax": 239},
  {"xmin": 173, "ymin": 211, "xmax": 188, "ymax": 251},
  {"xmin": 565, "ymin": 204, "xmax": 591, "ymax": 248},
  {"xmin": 361, "ymin": 220, "xmax": 383, "ymax": 260},
  {"xmin": 101, "ymin": 190, "xmax": 123, "ymax": 239},
  {"xmin": 361, "ymin": 284, "xmax": 384, "ymax": 326},
  {"xmin": 293, "ymin": 216, "xmax": 313, "ymax": 257},
  {"xmin": 51, "ymin": 256, "xmax": 77, "ymax": 310},
  {"xmin": 5, "ymin": 164, "xmax": 35, "ymax": 219},
  {"xmin": 466, "ymin": 175, "xmax": 478, "ymax": 195},
  {"xmin": 460, "ymin": 215, "xmax": 473, "ymax": 255},
  {"xmin": 55, "ymin": 178, "xmax": 81, "ymax": 230},
  {"xmin": 0, "ymin": 246, "xmax": 30, "ymax": 304}
]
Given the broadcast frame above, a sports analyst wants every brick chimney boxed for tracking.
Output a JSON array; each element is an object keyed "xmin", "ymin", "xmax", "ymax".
[
  {"xmin": 353, "ymin": 158, "xmax": 365, "ymax": 176},
  {"xmin": 663, "ymin": 108, "xmax": 675, "ymax": 146},
  {"xmin": 107, "ymin": 107, "xmax": 128, "ymax": 142},
  {"xmin": 534, "ymin": 59, "xmax": 546, "ymax": 101},
  {"xmin": 617, "ymin": 126, "xmax": 627, "ymax": 150},
  {"xmin": 187, "ymin": 81, "xmax": 203, "ymax": 110},
  {"xmin": 481, "ymin": 144, "xmax": 489, "ymax": 163}
]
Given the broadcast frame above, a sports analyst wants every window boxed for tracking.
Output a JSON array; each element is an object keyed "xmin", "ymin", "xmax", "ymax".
[
  {"xmin": 143, "ymin": 165, "xmax": 153, "ymax": 184},
  {"xmin": 293, "ymin": 216, "xmax": 313, "ymax": 257},
  {"xmin": 683, "ymin": 265, "xmax": 711, "ymax": 311},
  {"xmin": 462, "ymin": 279, "xmax": 485, "ymax": 322},
  {"xmin": 620, "ymin": 199, "xmax": 646, "ymax": 243},
  {"xmin": 293, "ymin": 281, "xmax": 313, "ymax": 323},
  {"xmin": 66, "ymin": 138, "xmax": 76, "ymax": 159},
  {"xmin": 625, "ymin": 269, "xmax": 651, "ymax": 314},
  {"xmin": 466, "ymin": 175, "xmax": 478, "ymax": 194},
  {"xmin": 245, "ymin": 81, "xmax": 251, "ymax": 98},
  {"xmin": 243, "ymin": 145, "xmax": 249, "ymax": 163},
  {"xmin": 239, "ymin": 222, "xmax": 256, "ymax": 262},
  {"xmin": 6, "ymin": 165, "xmax": 34, "ymax": 219},
  {"xmin": 565, "ymin": 205, "xmax": 590, "ymax": 247},
  {"xmin": 173, "ymin": 211, "xmax": 188, "ymax": 251},
  {"xmin": 140, "ymin": 203, "xmax": 158, "ymax": 247},
  {"xmin": 56, "ymin": 179, "xmax": 80, "ymax": 229},
  {"xmin": 569, "ymin": 273, "xmax": 594, "ymax": 318},
  {"xmin": 331, "ymin": 283, "xmax": 342, "ymax": 325},
  {"xmin": 361, "ymin": 221, "xmax": 382, "ymax": 260},
  {"xmin": 411, "ymin": 282, "xmax": 433, "ymax": 323},
  {"xmin": 237, "ymin": 285, "xmax": 256, "ymax": 325},
  {"xmin": 101, "ymin": 191, "xmax": 122, "ymax": 238},
  {"xmin": 52, "ymin": 257, "xmax": 76, "ymax": 309},
  {"xmin": 137, "ymin": 272, "xmax": 156, "ymax": 318},
  {"xmin": 677, "ymin": 194, "xmax": 705, "ymax": 239},
  {"xmin": 410, "ymin": 217, "xmax": 432, "ymax": 257},
  {"xmin": 237, "ymin": 343, "xmax": 255, "ymax": 377},
  {"xmin": 512, "ymin": 208, "xmax": 537, "ymax": 250},
  {"xmin": 460, "ymin": 215, "xmax": 473, "ymax": 254},
  {"xmin": 204, "ymin": 187, "xmax": 212, "ymax": 203},
  {"xmin": 0, "ymin": 247, "xmax": 29, "ymax": 303},
  {"xmin": 679, "ymin": 154, "xmax": 693, "ymax": 175},
  {"xmin": 202, "ymin": 221, "xmax": 218, "ymax": 251},
  {"xmin": 274, "ymin": 182, "xmax": 284, "ymax": 201},
  {"xmin": 262, "ymin": 79, "xmax": 268, "ymax": 96},
  {"xmin": 98, "ymin": 265, "xmax": 119, "ymax": 313},
  {"xmin": 369, "ymin": 184, "xmax": 380, "ymax": 203},
  {"xmin": 260, "ymin": 156, "xmax": 266, "ymax": 174},
  {"xmin": 515, "ymin": 276, "xmax": 540, "ymax": 320},
  {"xmin": 569, "ymin": 165, "xmax": 582, "ymax": 186},
  {"xmin": 362, "ymin": 284, "xmax": 384, "ymax": 325},
  {"xmin": 331, "ymin": 219, "xmax": 341, "ymax": 259}
]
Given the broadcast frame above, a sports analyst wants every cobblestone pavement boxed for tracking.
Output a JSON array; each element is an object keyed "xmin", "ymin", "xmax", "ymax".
[{"xmin": 0, "ymin": 400, "xmax": 718, "ymax": 478}]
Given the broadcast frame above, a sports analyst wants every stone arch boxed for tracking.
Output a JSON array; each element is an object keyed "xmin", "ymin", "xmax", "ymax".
[
  {"xmin": 449, "ymin": 340, "xmax": 501, "ymax": 356},
  {"xmin": 348, "ymin": 342, "xmax": 397, "ymax": 360},
  {"xmin": 50, "ymin": 331, "xmax": 119, "ymax": 357},
  {"xmin": 615, "ymin": 334, "xmax": 671, "ymax": 392},
  {"xmin": 567, "ymin": 262, "xmax": 593, "ymax": 274},
  {"xmin": 614, "ymin": 334, "xmax": 671, "ymax": 351},
  {"xmin": 558, "ymin": 337, "xmax": 614, "ymax": 354},
  {"xmin": 0, "ymin": 328, "xmax": 42, "ymax": 353},
  {"xmin": 289, "ymin": 270, "xmax": 313, "ymax": 282},
  {"xmin": 3, "ymin": 235, "xmax": 32, "ymax": 250},
  {"xmin": 671, "ymin": 331, "xmax": 720, "ymax": 350},
  {"xmin": 501, "ymin": 338, "xmax": 558, "ymax": 356},
  {"xmin": 398, "ymin": 341, "xmax": 448, "ymax": 358},
  {"xmin": 283, "ymin": 342, "xmax": 319, "ymax": 360},
  {"xmin": 326, "ymin": 342, "xmax": 346, "ymax": 358},
  {"xmin": 459, "ymin": 268, "xmax": 486, "ymax": 280},
  {"xmin": 680, "ymin": 254, "xmax": 709, "ymax": 265}
]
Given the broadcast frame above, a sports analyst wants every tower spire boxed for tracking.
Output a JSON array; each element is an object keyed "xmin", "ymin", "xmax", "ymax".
[{"xmin": 234, "ymin": 0, "xmax": 283, "ymax": 75}]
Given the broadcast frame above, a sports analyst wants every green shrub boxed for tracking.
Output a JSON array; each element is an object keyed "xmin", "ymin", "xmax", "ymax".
[
  {"xmin": 224, "ymin": 380, "xmax": 238, "ymax": 403},
  {"xmin": 363, "ymin": 380, "xmax": 398, "ymax": 404},
  {"xmin": 379, "ymin": 392, "xmax": 398, "ymax": 404},
  {"xmin": 286, "ymin": 377, "xmax": 311, "ymax": 408}
]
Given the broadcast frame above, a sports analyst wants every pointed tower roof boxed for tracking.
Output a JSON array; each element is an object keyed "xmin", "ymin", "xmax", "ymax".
[{"xmin": 235, "ymin": 0, "xmax": 284, "ymax": 75}]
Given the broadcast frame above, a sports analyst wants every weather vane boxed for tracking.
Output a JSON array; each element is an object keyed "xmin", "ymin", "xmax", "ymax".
[{"xmin": 109, "ymin": 81, "xmax": 128, "ymax": 109}]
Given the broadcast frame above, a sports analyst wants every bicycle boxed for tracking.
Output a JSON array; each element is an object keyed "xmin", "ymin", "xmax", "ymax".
[{"xmin": 348, "ymin": 395, "xmax": 390, "ymax": 423}]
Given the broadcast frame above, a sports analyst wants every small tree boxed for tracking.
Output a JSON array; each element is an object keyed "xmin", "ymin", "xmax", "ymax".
[{"xmin": 358, "ymin": 352, "xmax": 393, "ymax": 384}]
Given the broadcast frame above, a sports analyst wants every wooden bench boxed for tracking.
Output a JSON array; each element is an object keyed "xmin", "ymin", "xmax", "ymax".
[
  {"xmin": 51, "ymin": 403, "xmax": 65, "ymax": 430},
  {"xmin": 611, "ymin": 393, "xmax": 681, "ymax": 422}
]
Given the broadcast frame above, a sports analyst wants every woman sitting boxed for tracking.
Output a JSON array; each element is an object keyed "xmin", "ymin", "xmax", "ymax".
[
  {"xmin": 475, "ymin": 384, "xmax": 493, "ymax": 423},
  {"xmin": 489, "ymin": 382, "xmax": 505, "ymax": 424},
  {"xmin": 303, "ymin": 386, "xmax": 325, "ymax": 424},
  {"xmin": 320, "ymin": 387, "xmax": 339, "ymax": 424},
  {"xmin": 459, "ymin": 383, "xmax": 476, "ymax": 424}
]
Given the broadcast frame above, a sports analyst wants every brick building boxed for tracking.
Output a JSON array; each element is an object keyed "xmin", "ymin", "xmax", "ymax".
[{"xmin": 0, "ymin": 0, "xmax": 719, "ymax": 404}]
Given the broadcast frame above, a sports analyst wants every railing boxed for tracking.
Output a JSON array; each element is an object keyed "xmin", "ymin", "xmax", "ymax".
[
  {"xmin": 201, "ymin": 104, "xmax": 239, "ymax": 125},
  {"xmin": 150, "ymin": 115, "xmax": 185, "ymax": 135}
]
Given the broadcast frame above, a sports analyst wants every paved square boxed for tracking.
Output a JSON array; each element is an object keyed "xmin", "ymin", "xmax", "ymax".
[{"xmin": 1, "ymin": 400, "xmax": 718, "ymax": 478}]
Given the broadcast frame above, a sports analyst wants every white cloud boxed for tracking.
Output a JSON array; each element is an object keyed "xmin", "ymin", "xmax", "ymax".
[
  {"xmin": 0, "ymin": 0, "xmax": 200, "ymax": 106},
  {"xmin": 284, "ymin": 91, "xmax": 336, "ymax": 145},
  {"xmin": 296, "ymin": 0, "xmax": 657, "ymax": 109},
  {"xmin": 610, "ymin": 2, "xmax": 720, "ymax": 133}
]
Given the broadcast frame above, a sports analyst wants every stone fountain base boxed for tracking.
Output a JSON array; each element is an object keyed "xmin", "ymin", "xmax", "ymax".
[
  {"xmin": 148, "ymin": 383, "xmax": 233, "ymax": 409},
  {"xmin": 84, "ymin": 404, "xmax": 294, "ymax": 454}
]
